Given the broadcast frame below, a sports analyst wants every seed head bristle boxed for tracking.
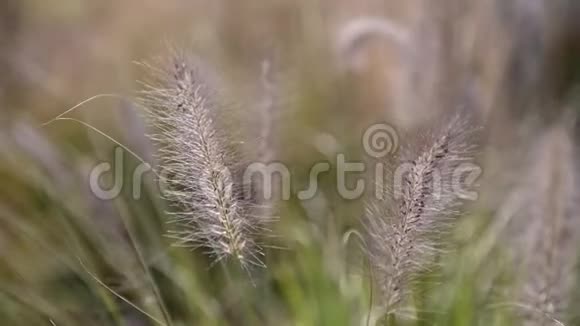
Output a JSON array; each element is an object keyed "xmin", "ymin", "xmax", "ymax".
[
  {"xmin": 507, "ymin": 122, "xmax": 579, "ymax": 325},
  {"xmin": 365, "ymin": 114, "xmax": 479, "ymax": 314},
  {"xmin": 140, "ymin": 53, "xmax": 264, "ymax": 269}
]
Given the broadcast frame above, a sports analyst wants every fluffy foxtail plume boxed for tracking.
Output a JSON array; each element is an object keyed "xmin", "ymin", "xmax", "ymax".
[
  {"xmin": 141, "ymin": 53, "xmax": 264, "ymax": 269},
  {"xmin": 250, "ymin": 59, "xmax": 281, "ymax": 220},
  {"xmin": 257, "ymin": 59, "xmax": 278, "ymax": 164},
  {"xmin": 507, "ymin": 121, "xmax": 579, "ymax": 325},
  {"xmin": 364, "ymin": 113, "xmax": 479, "ymax": 315},
  {"xmin": 334, "ymin": 16, "xmax": 409, "ymax": 70}
]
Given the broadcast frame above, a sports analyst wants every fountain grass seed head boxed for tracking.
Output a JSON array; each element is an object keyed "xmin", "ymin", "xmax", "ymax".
[{"xmin": 140, "ymin": 52, "xmax": 266, "ymax": 269}]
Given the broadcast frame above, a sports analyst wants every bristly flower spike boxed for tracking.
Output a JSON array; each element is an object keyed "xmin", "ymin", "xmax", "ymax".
[{"xmin": 141, "ymin": 52, "xmax": 265, "ymax": 270}]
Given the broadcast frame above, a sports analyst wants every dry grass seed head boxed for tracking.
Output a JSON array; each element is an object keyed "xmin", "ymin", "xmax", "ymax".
[
  {"xmin": 365, "ymin": 113, "xmax": 480, "ymax": 313},
  {"xmin": 141, "ymin": 52, "xmax": 265, "ymax": 269}
]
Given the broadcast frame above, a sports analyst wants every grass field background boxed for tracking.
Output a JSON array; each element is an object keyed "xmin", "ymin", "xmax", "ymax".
[{"xmin": 1, "ymin": 1, "xmax": 580, "ymax": 325}]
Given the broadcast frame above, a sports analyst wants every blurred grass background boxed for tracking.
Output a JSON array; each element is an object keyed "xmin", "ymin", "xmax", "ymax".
[{"xmin": 1, "ymin": 0, "xmax": 580, "ymax": 325}]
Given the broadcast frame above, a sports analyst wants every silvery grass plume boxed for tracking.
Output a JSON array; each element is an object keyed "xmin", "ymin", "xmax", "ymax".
[
  {"xmin": 251, "ymin": 59, "xmax": 281, "ymax": 221},
  {"xmin": 504, "ymin": 120, "xmax": 579, "ymax": 326},
  {"xmin": 334, "ymin": 16, "xmax": 410, "ymax": 71},
  {"xmin": 257, "ymin": 59, "xmax": 278, "ymax": 164},
  {"xmin": 140, "ymin": 53, "xmax": 266, "ymax": 270},
  {"xmin": 364, "ymin": 113, "xmax": 479, "ymax": 316},
  {"xmin": 243, "ymin": 59, "xmax": 282, "ymax": 205}
]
